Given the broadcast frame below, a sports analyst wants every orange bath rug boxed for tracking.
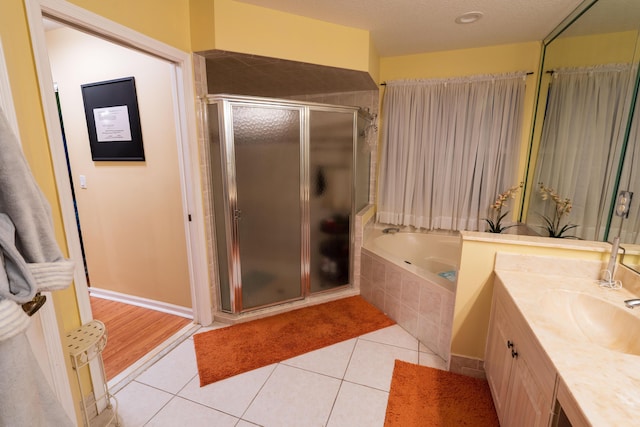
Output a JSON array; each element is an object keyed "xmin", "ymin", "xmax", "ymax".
[
  {"xmin": 194, "ymin": 296, "xmax": 395, "ymax": 387},
  {"xmin": 384, "ymin": 360, "xmax": 499, "ymax": 427}
]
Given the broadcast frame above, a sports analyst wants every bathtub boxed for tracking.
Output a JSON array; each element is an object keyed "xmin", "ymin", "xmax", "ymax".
[
  {"xmin": 359, "ymin": 227, "xmax": 462, "ymax": 363},
  {"xmin": 363, "ymin": 228, "xmax": 461, "ymax": 290}
]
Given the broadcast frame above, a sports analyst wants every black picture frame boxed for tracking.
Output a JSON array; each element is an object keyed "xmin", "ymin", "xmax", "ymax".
[{"xmin": 81, "ymin": 77, "xmax": 145, "ymax": 161}]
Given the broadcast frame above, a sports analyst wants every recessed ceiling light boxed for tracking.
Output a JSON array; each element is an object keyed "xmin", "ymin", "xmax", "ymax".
[{"xmin": 455, "ymin": 11, "xmax": 484, "ymax": 24}]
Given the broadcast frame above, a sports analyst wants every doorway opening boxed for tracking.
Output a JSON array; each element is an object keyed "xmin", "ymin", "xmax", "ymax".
[
  {"xmin": 44, "ymin": 17, "xmax": 196, "ymax": 382},
  {"xmin": 25, "ymin": 3, "xmax": 212, "ymax": 408}
]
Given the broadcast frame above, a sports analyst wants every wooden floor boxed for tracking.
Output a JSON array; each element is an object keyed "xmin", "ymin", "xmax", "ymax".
[{"xmin": 90, "ymin": 297, "xmax": 192, "ymax": 380}]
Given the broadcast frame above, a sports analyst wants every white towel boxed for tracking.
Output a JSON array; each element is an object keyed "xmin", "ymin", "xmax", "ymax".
[
  {"xmin": 0, "ymin": 299, "xmax": 29, "ymax": 341},
  {"xmin": 0, "ymin": 106, "xmax": 74, "ymax": 426},
  {"xmin": 0, "ymin": 107, "xmax": 74, "ymax": 301}
]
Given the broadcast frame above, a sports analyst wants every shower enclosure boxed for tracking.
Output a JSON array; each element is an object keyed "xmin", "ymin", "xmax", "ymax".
[{"xmin": 204, "ymin": 95, "xmax": 372, "ymax": 313}]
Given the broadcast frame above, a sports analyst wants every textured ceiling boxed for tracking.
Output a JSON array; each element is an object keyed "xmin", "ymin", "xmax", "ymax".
[
  {"xmin": 202, "ymin": 50, "xmax": 378, "ymax": 98},
  {"xmin": 236, "ymin": 0, "xmax": 586, "ymax": 56}
]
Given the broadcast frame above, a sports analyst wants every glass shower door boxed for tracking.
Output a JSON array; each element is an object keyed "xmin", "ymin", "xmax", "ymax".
[
  {"xmin": 231, "ymin": 104, "xmax": 303, "ymax": 310},
  {"xmin": 309, "ymin": 109, "xmax": 354, "ymax": 293}
]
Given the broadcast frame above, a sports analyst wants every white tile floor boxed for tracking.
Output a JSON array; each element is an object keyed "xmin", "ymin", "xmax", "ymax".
[{"xmin": 114, "ymin": 324, "xmax": 447, "ymax": 427}]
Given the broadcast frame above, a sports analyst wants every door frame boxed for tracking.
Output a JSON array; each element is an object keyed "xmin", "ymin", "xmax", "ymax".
[{"xmin": 24, "ymin": 0, "xmax": 212, "ymax": 417}]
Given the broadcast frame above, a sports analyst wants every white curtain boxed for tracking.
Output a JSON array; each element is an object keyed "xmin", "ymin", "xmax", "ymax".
[
  {"xmin": 616, "ymin": 85, "xmax": 640, "ymax": 244},
  {"xmin": 376, "ymin": 73, "xmax": 526, "ymax": 231},
  {"xmin": 531, "ymin": 65, "xmax": 634, "ymax": 240}
]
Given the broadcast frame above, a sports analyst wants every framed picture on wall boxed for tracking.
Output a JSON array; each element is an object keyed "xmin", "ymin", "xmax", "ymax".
[{"xmin": 81, "ymin": 76, "xmax": 145, "ymax": 161}]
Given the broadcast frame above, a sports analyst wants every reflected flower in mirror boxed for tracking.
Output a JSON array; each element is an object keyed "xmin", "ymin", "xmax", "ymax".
[
  {"xmin": 538, "ymin": 183, "xmax": 578, "ymax": 238},
  {"xmin": 485, "ymin": 183, "xmax": 523, "ymax": 233}
]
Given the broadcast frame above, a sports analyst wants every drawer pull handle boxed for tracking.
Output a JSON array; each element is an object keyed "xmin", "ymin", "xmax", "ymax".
[
  {"xmin": 511, "ymin": 349, "xmax": 518, "ymax": 359},
  {"xmin": 507, "ymin": 340, "xmax": 514, "ymax": 349}
]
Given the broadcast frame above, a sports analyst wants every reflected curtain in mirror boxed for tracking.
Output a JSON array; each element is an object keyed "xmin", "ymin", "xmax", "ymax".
[
  {"xmin": 530, "ymin": 65, "xmax": 634, "ymax": 240},
  {"xmin": 377, "ymin": 73, "xmax": 526, "ymax": 231},
  {"xmin": 614, "ymin": 86, "xmax": 640, "ymax": 244}
]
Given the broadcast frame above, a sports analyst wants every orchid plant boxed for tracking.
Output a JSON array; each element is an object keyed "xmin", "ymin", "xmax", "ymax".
[
  {"xmin": 484, "ymin": 183, "xmax": 523, "ymax": 233},
  {"xmin": 538, "ymin": 183, "xmax": 578, "ymax": 238}
]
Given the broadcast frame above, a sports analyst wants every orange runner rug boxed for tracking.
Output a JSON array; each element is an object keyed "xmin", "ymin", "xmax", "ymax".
[
  {"xmin": 384, "ymin": 360, "xmax": 500, "ymax": 426},
  {"xmin": 194, "ymin": 296, "xmax": 395, "ymax": 386}
]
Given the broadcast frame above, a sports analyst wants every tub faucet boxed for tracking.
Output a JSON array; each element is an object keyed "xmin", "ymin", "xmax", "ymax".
[
  {"xmin": 382, "ymin": 227, "xmax": 400, "ymax": 234},
  {"xmin": 624, "ymin": 299, "xmax": 640, "ymax": 309}
]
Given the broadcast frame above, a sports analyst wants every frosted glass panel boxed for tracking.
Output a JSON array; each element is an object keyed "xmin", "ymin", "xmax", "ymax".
[
  {"xmin": 309, "ymin": 110, "xmax": 353, "ymax": 293},
  {"xmin": 232, "ymin": 105, "xmax": 303, "ymax": 309},
  {"xmin": 206, "ymin": 103, "xmax": 231, "ymax": 312}
]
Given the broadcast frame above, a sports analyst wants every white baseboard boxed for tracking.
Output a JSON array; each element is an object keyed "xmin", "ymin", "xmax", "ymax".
[{"xmin": 88, "ymin": 287, "xmax": 193, "ymax": 319}]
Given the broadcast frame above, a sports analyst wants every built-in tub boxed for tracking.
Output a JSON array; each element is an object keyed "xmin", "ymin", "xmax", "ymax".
[
  {"xmin": 365, "ymin": 229, "xmax": 460, "ymax": 289},
  {"xmin": 359, "ymin": 227, "xmax": 461, "ymax": 364}
]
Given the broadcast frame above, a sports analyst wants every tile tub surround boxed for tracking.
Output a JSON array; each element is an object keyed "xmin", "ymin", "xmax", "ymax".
[
  {"xmin": 360, "ymin": 250, "xmax": 454, "ymax": 365},
  {"xmin": 494, "ymin": 252, "xmax": 640, "ymax": 426}
]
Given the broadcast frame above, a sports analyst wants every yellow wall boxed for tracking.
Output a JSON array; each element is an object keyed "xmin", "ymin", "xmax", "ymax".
[
  {"xmin": 379, "ymin": 42, "xmax": 543, "ymax": 220},
  {"xmin": 68, "ymin": 0, "xmax": 192, "ymax": 51},
  {"xmin": 452, "ymin": 234, "xmax": 612, "ymax": 359},
  {"xmin": 1, "ymin": 1, "xmax": 85, "ymax": 423},
  {"xmin": 380, "ymin": 42, "xmax": 541, "ymax": 80},
  {"xmin": 3, "ymin": 0, "xmax": 192, "ymax": 422},
  {"xmin": 189, "ymin": 0, "xmax": 216, "ymax": 51},
  {"xmin": 368, "ymin": 34, "xmax": 381, "ymax": 84},
  {"xmin": 3, "ymin": 0, "xmax": 194, "ymax": 336},
  {"xmin": 69, "ymin": 0, "xmax": 380, "ymax": 78},
  {"xmin": 47, "ymin": 27, "xmax": 192, "ymax": 307},
  {"xmin": 545, "ymin": 30, "xmax": 639, "ymax": 70},
  {"xmin": 190, "ymin": 0, "xmax": 374, "ymax": 73}
]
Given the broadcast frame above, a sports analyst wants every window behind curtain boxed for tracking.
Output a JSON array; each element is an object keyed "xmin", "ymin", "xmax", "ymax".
[{"xmin": 377, "ymin": 73, "xmax": 526, "ymax": 231}]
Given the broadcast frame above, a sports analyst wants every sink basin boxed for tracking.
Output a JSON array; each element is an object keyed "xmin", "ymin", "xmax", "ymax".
[{"xmin": 540, "ymin": 290, "xmax": 640, "ymax": 356}]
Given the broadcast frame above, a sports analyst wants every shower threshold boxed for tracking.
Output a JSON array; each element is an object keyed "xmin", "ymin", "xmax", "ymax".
[{"xmin": 213, "ymin": 287, "xmax": 358, "ymax": 325}]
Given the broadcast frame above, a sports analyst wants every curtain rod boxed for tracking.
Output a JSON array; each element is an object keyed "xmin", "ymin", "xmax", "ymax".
[
  {"xmin": 545, "ymin": 64, "xmax": 633, "ymax": 74},
  {"xmin": 380, "ymin": 71, "xmax": 535, "ymax": 85}
]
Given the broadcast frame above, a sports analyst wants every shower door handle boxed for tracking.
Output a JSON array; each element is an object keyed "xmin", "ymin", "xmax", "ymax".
[{"xmin": 234, "ymin": 209, "xmax": 242, "ymax": 220}]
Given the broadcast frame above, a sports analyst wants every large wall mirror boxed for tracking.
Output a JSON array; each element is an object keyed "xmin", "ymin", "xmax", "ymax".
[{"xmin": 523, "ymin": 0, "xmax": 640, "ymax": 268}]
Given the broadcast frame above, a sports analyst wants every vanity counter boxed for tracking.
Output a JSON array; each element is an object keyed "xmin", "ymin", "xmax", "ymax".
[{"xmin": 494, "ymin": 254, "xmax": 640, "ymax": 426}]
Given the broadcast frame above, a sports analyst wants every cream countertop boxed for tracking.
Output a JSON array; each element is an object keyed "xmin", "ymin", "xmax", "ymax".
[{"xmin": 494, "ymin": 252, "xmax": 640, "ymax": 427}]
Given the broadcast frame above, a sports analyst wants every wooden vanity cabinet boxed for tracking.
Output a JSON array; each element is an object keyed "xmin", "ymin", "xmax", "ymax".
[
  {"xmin": 554, "ymin": 377, "xmax": 590, "ymax": 427},
  {"xmin": 485, "ymin": 278, "xmax": 557, "ymax": 427}
]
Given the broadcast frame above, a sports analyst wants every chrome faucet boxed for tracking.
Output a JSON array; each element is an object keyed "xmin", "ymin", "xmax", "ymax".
[
  {"xmin": 624, "ymin": 299, "xmax": 640, "ymax": 309},
  {"xmin": 382, "ymin": 227, "xmax": 400, "ymax": 234}
]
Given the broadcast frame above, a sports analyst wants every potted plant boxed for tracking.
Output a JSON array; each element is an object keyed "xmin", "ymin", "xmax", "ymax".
[
  {"xmin": 485, "ymin": 183, "xmax": 523, "ymax": 233},
  {"xmin": 538, "ymin": 183, "xmax": 578, "ymax": 238}
]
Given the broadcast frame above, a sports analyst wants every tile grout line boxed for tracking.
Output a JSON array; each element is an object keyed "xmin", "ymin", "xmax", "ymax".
[
  {"xmin": 236, "ymin": 363, "xmax": 279, "ymax": 424},
  {"xmin": 169, "ymin": 371, "xmax": 247, "ymax": 421},
  {"xmin": 322, "ymin": 335, "xmax": 360, "ymax": 426},
  {"xmin": 324, "ymin": 379, "xmax": 344, "ymax": 427},
  {"xmin": 140, "ymin": 389, "xmax": 175, "ymax": 427},
  {"xmin": 127, "ymin": 326, "xmax": 439, "ymax": 426},
  {"xmin": 167, "ymin": 393, "xmax": 243, "ymax": 424}
]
